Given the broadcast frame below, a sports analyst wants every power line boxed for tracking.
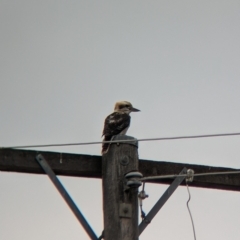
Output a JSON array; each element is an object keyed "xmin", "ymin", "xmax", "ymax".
[
  {"xmin": 1, "ymin": 132, "xmax": 240, "ymax": 149},
  {"xmin": 141, "ymin": 170, "xmax": 240, "ymax": 182}
]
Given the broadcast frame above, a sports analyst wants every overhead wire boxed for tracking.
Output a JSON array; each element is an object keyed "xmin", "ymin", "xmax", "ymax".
[
  {"xmin": 1, "ymin": 132, "xmax": 240, "ymax": 149},
  {"xmin": 141, "ymin": 170, "xmax": 240, "ymax": 182}
]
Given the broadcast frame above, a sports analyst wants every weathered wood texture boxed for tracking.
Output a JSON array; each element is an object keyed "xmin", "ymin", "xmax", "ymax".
[
  {"xmin": 0, "ymin": 148, "xmax": 101, "ymax": 178},
  {"xmin": 0, "ymin": 148, "xmax": 240, "ymax": 191},
  {"xmin": 102, "ymin": 138, "xmax": 139, "ymax": 240}
]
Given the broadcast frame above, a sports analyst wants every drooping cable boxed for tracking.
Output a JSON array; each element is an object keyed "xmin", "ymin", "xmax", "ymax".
[
  {"xmin": 138, "ymin": 182, "xmax": 148, "ymax": 221},
  {"xmin": 186, "ymin": 182, "xmax": 197, "ymax": 240}
]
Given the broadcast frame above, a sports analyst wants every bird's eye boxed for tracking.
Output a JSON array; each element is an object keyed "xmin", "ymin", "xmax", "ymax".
[
  {"xmin": 125, "ymin": 105, "xmax": 129, "ymax": 108},
  {"xmin": 119, "ymin": 105, "xmax": 124, "ymax": 109}
]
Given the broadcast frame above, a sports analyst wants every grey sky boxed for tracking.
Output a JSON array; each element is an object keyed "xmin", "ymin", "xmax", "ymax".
[{"xmin": 1, "ymin": 1, "xmax": 240, "ymax": 239}]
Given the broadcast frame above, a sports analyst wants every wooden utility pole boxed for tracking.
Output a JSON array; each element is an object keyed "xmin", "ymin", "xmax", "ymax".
[
  {"xmin": 1, "ymin": 146, "xmax": 240, "ymax": 239},
  {"xmin": 102, "ymin": 136, "xmax": 139, "ymax": 240}
]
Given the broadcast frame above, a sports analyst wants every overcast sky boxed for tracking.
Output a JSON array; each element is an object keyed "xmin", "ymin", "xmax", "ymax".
[{"xmin": 1, "ymin": 1, "xmax": 240, "ymax": 239}]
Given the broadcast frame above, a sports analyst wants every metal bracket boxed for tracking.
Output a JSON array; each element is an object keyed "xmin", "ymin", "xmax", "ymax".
[
  {"xmin": 35, "ymin": 154, "xmax": 98, "ymax": 240},
  {"xmin": 119, "ymin": 203, "xmax": 132, "ymax": 218},
  {"xmin": 138, "ymin": 168, "xmax": 187, "ymax": 236}
]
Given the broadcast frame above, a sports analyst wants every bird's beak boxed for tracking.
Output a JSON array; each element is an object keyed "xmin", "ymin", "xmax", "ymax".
[{"xmin": 131, "ymin": 107, "xmax": 140, "ymax": 112}]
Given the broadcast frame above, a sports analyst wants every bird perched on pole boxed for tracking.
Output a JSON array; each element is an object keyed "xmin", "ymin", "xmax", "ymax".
[{"xmin": 102, "ymin": 101, "xmax": 140, "ymax": 154}]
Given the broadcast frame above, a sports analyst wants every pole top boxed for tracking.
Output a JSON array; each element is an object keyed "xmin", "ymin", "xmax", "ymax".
[{"xmin": 111, "ymin": 135, "xmax": 138, "ymax": 147}]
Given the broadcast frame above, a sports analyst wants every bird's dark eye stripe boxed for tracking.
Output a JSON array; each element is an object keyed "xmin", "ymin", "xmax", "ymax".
[{"xmin": 119, "ymin": 104, "xmax": 130, "ymax": 109}]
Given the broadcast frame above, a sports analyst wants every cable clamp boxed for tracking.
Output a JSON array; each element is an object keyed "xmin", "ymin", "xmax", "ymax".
[
  {"xmin": 186, "ymin": 169, "xmax": 194, "ymax": 182},
  {"xmin": 138, "ymin": 190, "xmax": 149, "ymax": 201}
]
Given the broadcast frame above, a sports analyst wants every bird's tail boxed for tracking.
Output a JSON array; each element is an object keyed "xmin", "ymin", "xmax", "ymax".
[{"xmin": 102, "ymin": 135, "xmax": 112, "ymax": 155}]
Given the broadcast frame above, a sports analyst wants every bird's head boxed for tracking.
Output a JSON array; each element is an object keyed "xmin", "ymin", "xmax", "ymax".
[{"xmin": 114, "ymin": 101, "xmax": 140, "ymax": 114}]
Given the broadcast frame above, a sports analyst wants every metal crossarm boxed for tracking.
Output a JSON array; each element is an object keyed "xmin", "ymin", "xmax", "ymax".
[
  {"xmin": 138, "ymin": 168, "xmax": 187, "ymax": 236},
  {"xmin": 35, "ymin": 154, "xmax": 98, "ymax": 240}
]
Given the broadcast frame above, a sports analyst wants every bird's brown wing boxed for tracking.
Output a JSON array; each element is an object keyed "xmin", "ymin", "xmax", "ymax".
[
  {"xmin": 102, "ymin": 112, "xmax": 131, "ymax": 137},
  {"xmin": 102, "ymin": 112, "xmax": 131, "ymax": 154}
]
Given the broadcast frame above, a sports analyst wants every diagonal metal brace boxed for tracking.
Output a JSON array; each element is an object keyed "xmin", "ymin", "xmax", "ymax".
[
  {"xmin": 35, "ymin": 154, "xmax": 98, "ymax": 240},
  {"xmin": 138, "ymin": 167, "xmax": 187, "ymax": 236}
]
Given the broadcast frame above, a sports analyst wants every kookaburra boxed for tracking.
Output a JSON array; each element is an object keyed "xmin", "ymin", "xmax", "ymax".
[{"xmin": 101, "ymin": 101, "xmax": 140, "ymax": 154}]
